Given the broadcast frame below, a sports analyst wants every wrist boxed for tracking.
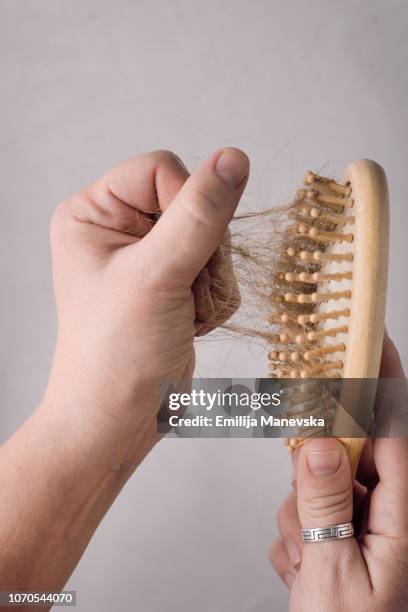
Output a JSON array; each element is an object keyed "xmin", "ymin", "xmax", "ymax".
[
  {"xmin": 38, "ymin": 394, "xmax": 158, "ymax": 481},
  {"xmin": 42, "ymin": 359, "xmax": 160, "ymax": 479}
]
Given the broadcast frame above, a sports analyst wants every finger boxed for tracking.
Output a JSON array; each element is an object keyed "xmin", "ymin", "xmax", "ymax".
[
  {"xmin": 296, "ymin": 437, "xmax": 363, "ymax": 573},
  {"xmin": 289, "ymin": 453, "xmax": 370, "ymax": 541},
  {"xmin": 379, "ymin": 329, "xmax": 406, "ymax": 378},
  {"xmin": 205, "ymin": 234, "xmax": 241, "ymax": 325},
  {"xmin": 356, "ymin": 439, "xmax": 378, "ymax": 490},
  {"xmin": 367, "ymin": 334, "xmax": 408, "ymax": 537},
  {"xmin": 297, "ymin": 437, "xmax": 353, "ymax": 527},
  {"xmin": 276, "ymin": 489, "xmax": 303, "ymax": 553},
  {"xmin": 292, "ymin": 447, "xmax": 369, "ymax": 532},
  {"xmin": 65, "ymin": 150, "xmax": 189, "ymax": 235},
  {"xmin": 194, "ymin": 235, "xmax": 241, "ymax": 336},
  {"xmin": 367, "ymin": 438, "xmax": 408, "ymax": 538},
  {"xmin": 92, "ymin": 150, "xmax": 190, "ymax": 213},
  {"xmin": 357, "ymin": 331, "xmax": 406, "ymax": 489},
  {"xmin": 193, "ymin": 268, "xmax": 215, "ymax": 335},
  {"xmin": 268, "ymin": 539, "xmax": 297, "ymax": 590},
  {"xmin": 376, "ymin": 332, "xmax": 408, "ymax": 442},
  {"xmin": 139, "ymin": 148, "xmax": 249, "ymax": 286},
  {"xmin": 294, "ymin": 451, "xmax": 369, "ymax": 528},
  {"xmin": 350, "ymin": 480, "xmax": 372, "ymax": 538}
]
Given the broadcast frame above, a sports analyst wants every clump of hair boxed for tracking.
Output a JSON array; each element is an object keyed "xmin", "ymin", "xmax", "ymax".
[{"xmin": 202, "ymin": 171, "xmax": 351, "ymax": 379}]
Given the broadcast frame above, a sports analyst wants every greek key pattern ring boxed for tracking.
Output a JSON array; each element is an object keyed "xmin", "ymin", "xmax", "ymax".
[{"xmin": 301, "ymin": 522, "xmax": 354, "ymax": 543}]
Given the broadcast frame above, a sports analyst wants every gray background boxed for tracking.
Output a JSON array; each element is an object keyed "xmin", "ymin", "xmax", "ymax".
[{"xmin": 1, "ymin": 1, "xmax": 407, "ymax": 610}]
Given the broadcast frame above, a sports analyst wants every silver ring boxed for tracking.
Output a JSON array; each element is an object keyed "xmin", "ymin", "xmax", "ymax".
[{"xmin": 301, "ymin": 522, "xmax": 354, "ymax": 543}]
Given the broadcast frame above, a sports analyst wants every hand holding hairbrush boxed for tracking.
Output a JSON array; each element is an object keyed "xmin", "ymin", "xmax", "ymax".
[{"xmin": 267, "ymin": 160, "xmax": 389, "ymax": 474}]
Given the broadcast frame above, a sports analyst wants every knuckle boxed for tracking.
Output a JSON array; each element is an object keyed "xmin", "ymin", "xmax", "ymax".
[
  {"xmin": 97, "ymin": 200, "xmax": 138, "ymax": 234},
  {"xmin": 181, "ymin": 187, "xmax": 222, "ymax": 228},
  {"xmin": 267, "ymin": 539, "xmax": 282, "ymax": 568},
  {"xmin": 50, "ymin": 199, "xmax": 71, "ymax": 238},
  {"xmin": 275, "ymin": 499, "xmax": 290, "ymax": 529},
  {"xmin": 114, "ymin": 215, "xmax": 141, "ymax": 235},
  {"xmin": 49, "ymin": 197, "xmax": 83, "ymax": 249},
  {"xmin": 302, "ymin": 485, "xmax": 352, "ymax": 520},
  {"xmin": 51, "ymin": 198, "xmax": 69, "ymax": 219}
]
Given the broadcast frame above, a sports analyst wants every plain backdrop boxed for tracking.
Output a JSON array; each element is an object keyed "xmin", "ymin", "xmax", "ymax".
[{"xmin": 1, "ymin": 1, "xmax": 407, "ymax": 610}]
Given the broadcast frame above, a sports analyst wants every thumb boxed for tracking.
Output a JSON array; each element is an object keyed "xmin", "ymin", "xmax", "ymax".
[
  {"xmin": 141, "ymin": 148, "xmax": 249, "ymax": 285},
  {"xmin": 296, "ymin": 437, "xmax": 359, "ymax": 566},
  {"xmin": 297, "ymin": 437, "xmax": 353, "ymax": 530},
  {"xmin": 295, "ymin": 438, "xmax": 371, "ymax": 597}
]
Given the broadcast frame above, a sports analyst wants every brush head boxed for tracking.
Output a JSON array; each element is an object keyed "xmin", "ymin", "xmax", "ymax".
[{"xmin": 268, "ymin": 160, "xmax": 389, "ymax": 472}]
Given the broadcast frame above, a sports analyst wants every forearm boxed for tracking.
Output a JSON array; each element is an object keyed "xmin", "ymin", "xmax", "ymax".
[
  {"xmin": 0, "ymin": 389, "xmax": 156, "ymax": 591},
  {"xmin": 0, "ymin": 146, "xmax": 246, "ymax": 608}
]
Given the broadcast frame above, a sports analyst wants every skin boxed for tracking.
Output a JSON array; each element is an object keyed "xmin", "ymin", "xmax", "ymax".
[
  {"xmin": 0, "ymin": 148, "xmax": 248, "ymax": 607},
  {"xmin": 0, "ymin": 146, "xmax": 406, "ymax": 611},
  {"xmin": 269, "ymin": 333, "xmax": 408, "ymax": 611}
]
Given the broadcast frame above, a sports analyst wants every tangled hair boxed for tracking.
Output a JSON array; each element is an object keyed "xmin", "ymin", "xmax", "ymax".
[
  {"xmin": 195, "ymin": 204, "xmax": 291, "ymax": 345},
  {"xmin": 201, "ymin": 179, "xmax": 341, "ymax": 355}
]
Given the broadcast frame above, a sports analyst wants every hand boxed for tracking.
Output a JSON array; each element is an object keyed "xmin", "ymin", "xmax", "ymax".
[
  {"xmin": 46, "ymin": 148, "xmax": 248, "ymax": 465},
  {"xmin": 269, "ymin": 333, "xmax": 408, "ymax": 611},
  {"xmin": 0, "ymin": 148, "xmax": 250, "ymax": 595}
]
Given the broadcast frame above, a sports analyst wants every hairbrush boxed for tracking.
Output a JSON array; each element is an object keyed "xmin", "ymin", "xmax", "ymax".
[{"xmin": 267, "ymin": 159, "xmax": 389, "ymax": 474}]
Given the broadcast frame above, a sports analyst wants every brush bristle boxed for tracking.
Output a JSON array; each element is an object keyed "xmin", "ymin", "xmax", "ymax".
[{"xmin": 267, "ymin": 171, "xmax": 355, "ymax": 380}]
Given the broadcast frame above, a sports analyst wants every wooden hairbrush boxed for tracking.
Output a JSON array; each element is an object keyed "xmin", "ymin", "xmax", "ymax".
[{"xmin": 267, "ymin": 159, "xmax": 389, "ymax": 475}]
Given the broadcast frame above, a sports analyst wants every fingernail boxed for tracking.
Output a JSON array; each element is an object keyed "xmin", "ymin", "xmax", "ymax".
[
  {"xmin": 174, "ymin": 154, "xmax": 189, "ymax": 173},
  {"xmin": 283, "ymin": 570, "xmax": 295, "ymax": 589},
  {"xmin": 284, "ymin": 539, "xmax": 301, "ymax": 569},
  {"xmin": 307, "ymin": 449, "xmax": 341, "ymax": 477},
  {"xmin": 215, "ymin": 149, "xmax": 249, "ymax": 188}
]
